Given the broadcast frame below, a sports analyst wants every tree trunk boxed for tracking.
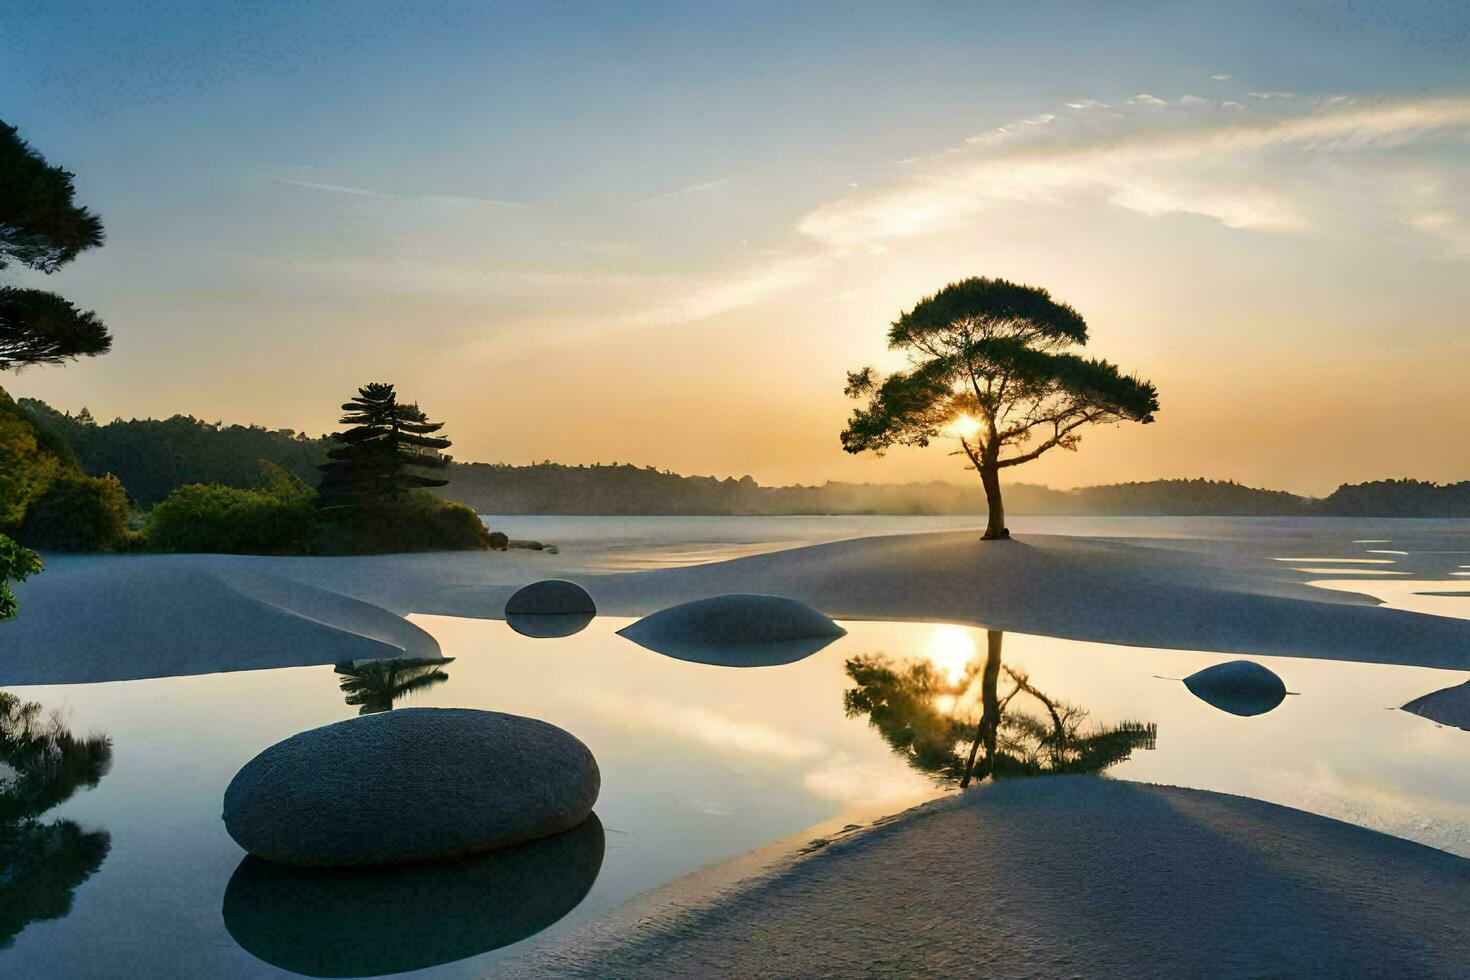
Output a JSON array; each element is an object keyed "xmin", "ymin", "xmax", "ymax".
[
  {"xmin": 959, "ymin": 630, "xmax": 1005, "ymax": 787},
  {"xmin": 980, "ymin": 462, "xmax": 1007, "ymax": 540}
]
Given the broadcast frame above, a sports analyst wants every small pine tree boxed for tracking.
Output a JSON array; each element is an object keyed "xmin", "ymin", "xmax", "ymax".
[{"xmin": 317, "ymin": 383, "xmax": 452, "ymax": 508}]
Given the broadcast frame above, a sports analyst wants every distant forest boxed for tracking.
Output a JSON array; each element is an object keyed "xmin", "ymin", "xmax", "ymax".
[{"xmin": 19, "ymin": 399, "xmax": 1470, "ymax": 517}]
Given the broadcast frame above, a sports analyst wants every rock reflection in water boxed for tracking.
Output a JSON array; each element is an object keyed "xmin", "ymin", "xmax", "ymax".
[
  {"xmin": 506, "ymin": 612, "xmax": 595, "ymax": 639},
  {"xmin": 843, "ymin": 629, "xmax": 1156, "ymax": 787},
  {"xmin": 333, "ymin": 657, "xmax": 453, "ymax": 715},
  {"xmin": 0, "ymin": 690, "xmax": 112, "ymax": 947},
  {"xmin": 222, "ymin": 813, "xmax": 605, "ymax": 978}
]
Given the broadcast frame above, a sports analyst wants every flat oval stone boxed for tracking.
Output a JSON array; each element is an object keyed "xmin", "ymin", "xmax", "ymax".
[
  {"xmin": 504, "ymin": 580, "xmax": 596, "ymax": 616},
  {"xmin": 618, "ymin": 594, "xmax": 846, "ymax": 667},
  {"xmin": 1183, "ymin": 660, "xmax": 1287, "ymax": 717},
  {"xmin": 223, "ymin": 708, "xmax": 599, "ymax": 867}
]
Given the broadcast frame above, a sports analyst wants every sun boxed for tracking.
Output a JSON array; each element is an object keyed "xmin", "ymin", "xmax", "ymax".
[
  {"xmin": 923, "ymin": 624, "xmax": 976, "ymax": 685},
  {"xmin": 945, "ymin": 413, "xmax": 983, "ymax": 440}
]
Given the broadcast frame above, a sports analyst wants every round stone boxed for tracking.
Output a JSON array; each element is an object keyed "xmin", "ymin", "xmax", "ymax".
[
  {"xmin": 1183, "ymin": 660, "xmax": 1287, "ymax": 717},
  {"xmin": 618, "ymin": 594, "xmax": 846, "ymax": 667},
  {"xmin": 223, "ymin": 815, "xmax": 605, "ymax": 977},
  {"xmin": 222, "ymin": 708, "xmax": 600, "ymax": 867},
  {"xmin": 504, "ymin": 580, "xmax": 596, "ymax": 616}
]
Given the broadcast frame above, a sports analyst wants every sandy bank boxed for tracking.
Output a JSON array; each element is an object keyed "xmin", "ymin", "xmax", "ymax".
[
  {"xmin": 0, "ymin": 556, "xmax": 439, "ymax": 685},
  {"xmin": 507, "ymin": 776, "xmax": 1470, "ymax": 979},
  {"xmin": 7, "ymin": 525, "xmax": 1470, "ymax": 682}
]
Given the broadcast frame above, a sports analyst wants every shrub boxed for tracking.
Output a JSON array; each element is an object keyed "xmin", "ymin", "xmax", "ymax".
[
  {"xmin": 314, "ymin": 492, "xmax": 491, "ymax": 555},
  {"xmin": 1, "ymin": 533, "xmax": 43, "ymax": 621},
  {"xmin": 146, "ymin": 482, "xmax": 316, "ymax": 555},
  {"xmin": 15, "ymin": 472, "xmax": 130, "ymax": 552}
]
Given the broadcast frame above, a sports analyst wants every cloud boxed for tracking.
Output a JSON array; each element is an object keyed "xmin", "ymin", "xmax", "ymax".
[
  {"xmin": 637, "ymin": 177, "xmax": 730, "ymax": 203},
  {"xmin": 1409, "ymin": 211, "xmax": 1470, "ymax": 259},
  {"xmin": 1210, "ymin": 73, "xmax": 1234, "ymax": 81},
  {"xmin": 273, "ymin": 177, "xmax": 519, "ymax": 206},
  {"xmin": 796, "ymin": 95, "xmax": 1470, "ymax": 249},
  {"xmin": 1066, "ymin": 99, "xmax": 1109, "ymax": 110},
  {"xmin": 1129, "ymin": 93, "xmax": 1168, "ymax": 106},
  {"xmin": 621, "ymin": 253, "xmax": 828, "ymax": 326}
]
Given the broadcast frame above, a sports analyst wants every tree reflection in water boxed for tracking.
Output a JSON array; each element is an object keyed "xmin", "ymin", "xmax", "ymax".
[
  {"xmin": 0, "ymin": 690, "xmax": 113, "ymax": 946},
  {"xmin": 334, "ymin": 657, "xmax": 454, "ymax": 715},
  {"xmin": 844, "ymin": 630, "xmax": 1156, "ymax": 788}
]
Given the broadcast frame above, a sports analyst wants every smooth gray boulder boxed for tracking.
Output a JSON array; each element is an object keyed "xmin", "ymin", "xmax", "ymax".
[
  {"xmin": 1401, "ymin": 679, "xmax": 1470, "ymax": 731},
  {"xmin": 1183, "ymin": 660, "xmax": 1287, "ymax": 717},
  {"xmin": 223, "ymin": 815, "xmax": 605, "ymax": 977},
  {"xmin": 223, "ymin": 708, "xmax": 599, "ymax": 867},
  {"xmin": 505, "ymin": 580, "xmax": 596, "ymax": 616},
  {"xmin": 618, "ymin": 593, "xmax": 846, "ymax": 667}
]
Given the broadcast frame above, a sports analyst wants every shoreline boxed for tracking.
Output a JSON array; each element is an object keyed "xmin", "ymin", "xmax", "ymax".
[{"xmin": 6, "ymin": 520, "xmax": 1470, "ymax": 684}]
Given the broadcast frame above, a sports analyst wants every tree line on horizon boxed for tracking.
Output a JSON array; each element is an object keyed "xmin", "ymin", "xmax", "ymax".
[{"xmin": 16, "ymin": 398, "xmax": 1470, "ymax": 518}]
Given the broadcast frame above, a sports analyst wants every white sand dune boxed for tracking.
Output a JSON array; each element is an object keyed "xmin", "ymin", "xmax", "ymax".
[
  {"xmin": 7, "ymin": 528, "xmax": 1470, "ymax": 681},
  {"xmin": 507, "ymin": 776, "xmax": 1470, "ymax": 979},
  {"xmin": 0, "ymin": 555, "xmax": 439, "ymax": 685}
]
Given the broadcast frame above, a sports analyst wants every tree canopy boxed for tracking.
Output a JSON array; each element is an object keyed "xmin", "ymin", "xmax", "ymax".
[
  {"xmin": 317, "ymin": 383, "xmax": 453, "ymax": 508},
  {"xmin": 0, "ymin": 120, "xmax": 109, "ymax": 370},
  {"xmin": 842, "ymin": 277, "xmax": 1159, "ymax": 538}
]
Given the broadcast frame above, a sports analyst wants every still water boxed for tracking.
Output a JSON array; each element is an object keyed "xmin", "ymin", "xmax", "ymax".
[{"xmin": 3, "ymin": 616, "xmax": 1467, "ymax": 978}]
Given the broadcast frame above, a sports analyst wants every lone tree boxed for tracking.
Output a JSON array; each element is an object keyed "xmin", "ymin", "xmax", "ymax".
[
  {"xmin": 317, "ymin": 383, "xmax": 452, "ymax": 508},
  {"xmin": 842, "ymin": 277, "xmax": 1158, "ymax": 539},
  {"xmin": 0, "ymin": 120, "xmax": 110, "ymax": 370}
]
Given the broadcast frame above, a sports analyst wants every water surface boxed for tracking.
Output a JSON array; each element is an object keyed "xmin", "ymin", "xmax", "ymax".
[{"xmin": 3, "ymin": 615, "xmax": 1466, "ymax": 977}]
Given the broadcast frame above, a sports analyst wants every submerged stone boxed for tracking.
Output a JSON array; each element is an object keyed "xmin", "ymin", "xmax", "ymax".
[
  {"xmin": 1183, "ymin": 660, "xmax": 1287, "ymax": 717},
  {"xmin": 504, "ymin": 580, "xmax": 596, "ymax": 616},
  {"xmin": 223, "ymin": 814, "xmax": 604, "ymax": 977},
  {"xmin": 1401, "ymin": 679, "xmax": 1470, "ymax": 731},
  {"xmin": 222, "ymin": 708, "xmax": 599, "ymax": 867},
  {"xmin": 618, "ymin": 593, "xmax": 846, "ymax": 667}
]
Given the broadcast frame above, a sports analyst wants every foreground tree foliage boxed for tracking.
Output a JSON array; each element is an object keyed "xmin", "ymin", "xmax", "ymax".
[
  {"xmin": 842, "ymin": 277, "xmax": 1159, "ymax": 539},
  {"xmin": 0, "ymin": 536, "xmax": 43, "ymax": 622},
  {"xmin": 0, "ymin": 121, "xmax": 110, "ymax": 371}
]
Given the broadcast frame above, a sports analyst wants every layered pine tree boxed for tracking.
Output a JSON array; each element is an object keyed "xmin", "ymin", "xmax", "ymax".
[{"xmin": 317, "ymin": 383, "xmax": 452, "ymax": 508}]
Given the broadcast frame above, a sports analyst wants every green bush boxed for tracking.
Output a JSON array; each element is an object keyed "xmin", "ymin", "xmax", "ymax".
[
  {"xmin": 145, "ymin": 481, "xmax": 316, "ymax": 555},
  {"xmin": 1, "ymin": 533, "xmax": 43, "ymax": 621},
  {"xmin": 15, "ymin": 472, "xmax": 130, "ymax": 552},
  {"xmin": 313, "ymin": 492, "xmax": 491, "ymax": 555}
]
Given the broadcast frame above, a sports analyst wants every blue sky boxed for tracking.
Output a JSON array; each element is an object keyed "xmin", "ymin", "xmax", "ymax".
[{"xmin": 3, "ymin": 2, "xmax": 1468, "ymax": 492}]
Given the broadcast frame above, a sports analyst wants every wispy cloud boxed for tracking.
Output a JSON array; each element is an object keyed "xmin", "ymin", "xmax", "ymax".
[
  {"xmin": 796, "ymin": 95, "xmax": 1470, "ymax": 249},
  {"xmin": 1129, "ymin": 93, "xmax": 1169, "ymax": 106},
  {"xmin": 637, "ymin": 177, "xmax": 730, "ymax": 203},
  {"xmin": 273, "ymin": 177, "xmax": 520, "ymax": 206},
  {"xmin": 1210, "ymin": 73, "xmax": 1234, "ymax": 81}
]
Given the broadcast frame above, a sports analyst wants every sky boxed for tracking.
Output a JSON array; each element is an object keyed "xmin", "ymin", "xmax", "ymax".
[{"xmin": 2, "ymin": 1, "xmax": 1468, "ymax": 495}]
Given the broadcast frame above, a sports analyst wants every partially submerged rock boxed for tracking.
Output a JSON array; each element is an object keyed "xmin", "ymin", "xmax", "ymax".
[
  {"xmin": 1401, "ymin": 679, "xmax": 1470, "ymax": 731},
  {"xmin": 618, "ymin": 593, "xmax": 846, "ymax": 667},
  {"xmin": 223, "ymin": 708, "xmax": 600, "ymax": 867},
  {"xmin": 1183, "ymin": 660, "xmax": 1287, "ymax": 717},
  {"xmin": 505, "ymin": 580, "xmax": 596, "ymax": 616},
  {"xmin": 223, "ymin": 815, "xmax": 604, "ymax": 977}
]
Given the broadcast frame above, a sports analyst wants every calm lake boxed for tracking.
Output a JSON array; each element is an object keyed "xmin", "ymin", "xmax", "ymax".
[
  {"xmin": 2, "ymin": 517, "xmax": 1470, "ymax": 975},
  {"xmin": 4, "ymin": 602, "xmax": 1467, "ymax": 977}
]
